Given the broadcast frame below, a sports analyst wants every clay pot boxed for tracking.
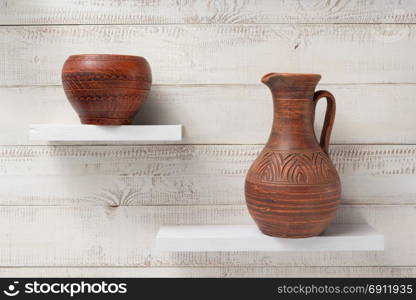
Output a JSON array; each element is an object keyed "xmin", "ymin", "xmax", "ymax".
[
  {"xmin": 62, "ymin": 54, "xmax": 152, "ymax": 125},
  {"xmin": 245, "ymin": 73, "xmax": 341, "ymax": 238}
]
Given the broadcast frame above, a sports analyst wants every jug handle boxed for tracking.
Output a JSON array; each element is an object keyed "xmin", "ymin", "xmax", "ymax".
[{"xmin": 313, "ymin": 90, "xmax": 336, "ymax": 154}]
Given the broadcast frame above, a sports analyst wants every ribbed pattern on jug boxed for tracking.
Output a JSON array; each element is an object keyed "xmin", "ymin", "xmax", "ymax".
[{"xmin": 261, "ymin": 73, "xmax": 321, "ymax": 100}]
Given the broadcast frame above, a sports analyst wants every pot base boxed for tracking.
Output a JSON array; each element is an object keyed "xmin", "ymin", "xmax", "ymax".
[{"xmin": 80, "ymin": 117, "xmax": 133, "ymax": 125}]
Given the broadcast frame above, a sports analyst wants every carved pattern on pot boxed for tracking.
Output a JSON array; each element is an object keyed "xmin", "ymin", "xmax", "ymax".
[
  {"xmin": 247, "ymin": 149, "xmax": 338, "ymax": 185},
  {"xmin": 62, "ymin": 72, "xmax": 151, "ymax": 83}
]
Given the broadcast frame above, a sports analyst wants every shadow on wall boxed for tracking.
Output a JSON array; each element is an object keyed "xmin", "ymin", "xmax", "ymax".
[{"xmin": 133, "ymin": 89, "xmax": 179, "ymax": 126}]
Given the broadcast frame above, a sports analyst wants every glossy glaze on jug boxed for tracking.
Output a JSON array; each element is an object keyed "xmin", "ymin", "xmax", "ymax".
[{"xmin": 245, "ymin": 73, "xmax": 341, "ymax": 238}]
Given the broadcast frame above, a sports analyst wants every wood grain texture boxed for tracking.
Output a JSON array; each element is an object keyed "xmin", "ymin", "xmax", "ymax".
[
  {"xmin": 2, "ymin": 84, "xmax": 416, "ymax": 145},
  {"xmin": 1, "ymin": 0, "xmax": 415, "ymax": 25},
  {"xmin": 0, "ymin": 204, "xmax": 414, "ymax": 267},
  {"xmin": 0, "ymin": 145, "xmax": 414, "ymax": 206},
  {"xmin": 1, "ymin": 24, "xmax": 415, "ymax": 86},
  {"xmin": 1, "ymin": 267, "xmax": 415, "ymax": 278}
]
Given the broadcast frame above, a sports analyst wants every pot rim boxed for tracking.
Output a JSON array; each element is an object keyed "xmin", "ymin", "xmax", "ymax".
[{"xmin": 66, "ymin": 54, "xmax": 146, "ymax": 61}]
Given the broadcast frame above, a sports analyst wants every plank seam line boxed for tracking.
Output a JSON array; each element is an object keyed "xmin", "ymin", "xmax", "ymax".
[
  {"xmin": 0, "ymin": 204, "xmax": 412, "ymax": 208},
  {"xmin": 1, "ymin": 143, "xmax": 416, "ymax": 147},
  {"xmin": 0, "ymin": 265, "xmax": 415, "ymax": 269},
  {"xmin": 1, "ymin": 23, "xmax": 416, "ymax": 26}
]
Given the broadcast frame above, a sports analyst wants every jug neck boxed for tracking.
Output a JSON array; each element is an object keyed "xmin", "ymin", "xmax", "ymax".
[
  {"xmin": 262, "ymin": 73, "xmax": 322, "ymax": 151},
  {"xmin": 262, "ymin": 72, "xmax": 321, "ymax": 99}
]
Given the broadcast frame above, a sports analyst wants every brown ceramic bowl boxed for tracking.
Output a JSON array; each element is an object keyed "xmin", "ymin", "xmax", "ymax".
[{"xmin": 62, "ymin": 54, "xmax": 152, "ymax": 125}]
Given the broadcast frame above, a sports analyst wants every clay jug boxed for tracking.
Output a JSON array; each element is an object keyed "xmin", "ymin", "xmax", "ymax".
[{"xmin": 245, "ymin": 73, "xmax": 341, "ymax": 238}]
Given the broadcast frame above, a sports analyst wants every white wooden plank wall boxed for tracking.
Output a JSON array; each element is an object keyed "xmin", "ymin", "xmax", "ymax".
[
  {"xmin": 1, "ymin": 84, "xmax": 416, "ymax": 144},
  {"xmin": 0, "ymin": 0, "xmax": 415, "ymax": 277},
  {"xmin": 1, "ymin": 24, "xmax": 416, "ymax": 86},
  {"xmin": 1, "ymin": 0, "xmax": 415, "ymax": 24},
  {"xmin": 0, "ymin": 145, "xmax": 415, "ymax": 206}
]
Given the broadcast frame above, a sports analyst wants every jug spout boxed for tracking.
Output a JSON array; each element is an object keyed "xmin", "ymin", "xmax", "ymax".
[
  {"xmin": 261, "ymin": 72, "xmax": 321, "ymax": 99},
  {"xmin": 261, "ymin": 72, "xmax": 282, "ymax": 86}
]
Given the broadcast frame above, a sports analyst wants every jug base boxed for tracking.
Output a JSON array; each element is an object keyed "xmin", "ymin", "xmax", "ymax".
[
  {"xmin": 80, "ymin": 117, "xmax": 133, "ymax": 125},
  {"xmin": 256, "ymin": 221, "xmax": 331, "ymax": 239}
]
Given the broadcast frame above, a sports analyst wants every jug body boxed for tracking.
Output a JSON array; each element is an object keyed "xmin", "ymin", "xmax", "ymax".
[{"xmin": 245, "ymin": 73, "xmax": 341, "ymax": 238}]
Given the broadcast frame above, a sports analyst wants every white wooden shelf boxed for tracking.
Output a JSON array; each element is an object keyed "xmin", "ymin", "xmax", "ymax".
[
  {"xmin": 155, "ymin": 224, "xmax": 384, "ymax": 252},
  {"xmin": 29, "ymin": 124, "xmax": 182, "ymax": 141}
]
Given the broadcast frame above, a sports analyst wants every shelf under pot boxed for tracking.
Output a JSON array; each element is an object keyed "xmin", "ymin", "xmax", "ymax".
[{"xmin": 29, "ymin": 124, "xmax": 182, "ymax": 142}]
